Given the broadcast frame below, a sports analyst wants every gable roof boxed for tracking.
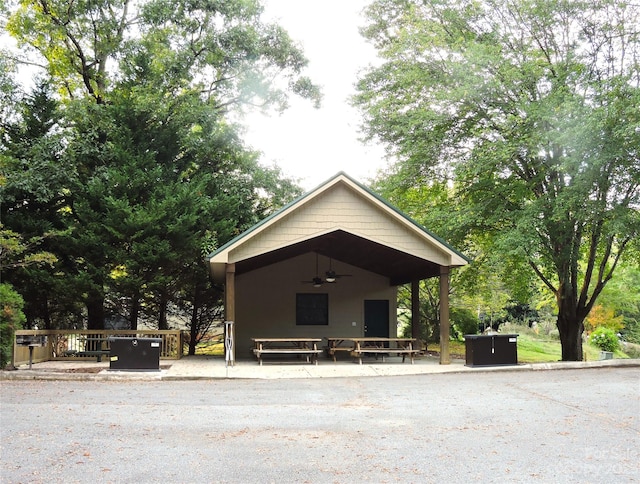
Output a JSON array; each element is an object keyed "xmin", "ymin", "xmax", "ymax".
[{"xmin": 208, "ymin": 172, "xmax": 469, "ymax": 284}]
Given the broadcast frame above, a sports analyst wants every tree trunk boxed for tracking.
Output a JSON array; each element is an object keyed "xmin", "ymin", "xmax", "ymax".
[
  {"xmin": 189, "ymin": 310, "xmax": 198, "ymax": 356},
  {"xmin": 557, "ymin": 317, "xmax": 584, "ymax": 361},
  {"xmin": 42, "ymin": 297, "xmax": 51, "ymax": 330},
  {"xmin": 556, "ymin": 294, "xmax": 584, "ymax": 361},
  {"xmin": 129, "ymin": 293, "xmax": 139, "ymax": 331},
  {"xmin": 86, "ymin": 289, "xmax": 105, "ymax": 330},
  {"xmin": 158, "ymin": 291, "xmax": 168, "ymax": 330},
  {"xmin": 188, "ymin": 286, "xmax": 201, "ymax": 356}
]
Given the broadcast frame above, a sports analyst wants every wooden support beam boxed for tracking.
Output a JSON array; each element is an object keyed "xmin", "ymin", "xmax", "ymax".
[
  {"xmin": 225, "ymin": 263, "xmax": 236, "ymax": 323},
  {"xmin": 439, "ymin": 266, "xmax": 451, "ymax": 365},
  {"xmin": 411, "ymin": 280, "xmax": 420, "ymax": 340},
  {"xmin": 224, "ymin": 263, "xmax": 236, "ymax": 365}
]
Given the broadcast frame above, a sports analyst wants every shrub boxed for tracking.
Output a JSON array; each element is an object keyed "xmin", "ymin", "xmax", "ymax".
[
  {"xmin": 450, "ymin": 308, "xmax": 479, "ymax": 340},
  {"xmin": 0, "ymin": 283, "xmax": 26, "ymax": 369},
  {"xmin": 585, "ymin": 304, "xmax": 624, "ymax": 333},
  {"xmin": 590, "ymin": 327, "xmax": 619, "ymax": 352}
]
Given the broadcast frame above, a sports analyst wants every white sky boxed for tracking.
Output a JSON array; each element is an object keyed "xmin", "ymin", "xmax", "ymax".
[{"xmin": 243, "ymin": 0, "xmax": 389, "ymax": 190}]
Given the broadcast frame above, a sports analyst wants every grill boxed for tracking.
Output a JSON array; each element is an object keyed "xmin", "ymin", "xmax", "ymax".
[{"xmin": 16, "ymin": 335, "xmax": 47, "ymax": 369}]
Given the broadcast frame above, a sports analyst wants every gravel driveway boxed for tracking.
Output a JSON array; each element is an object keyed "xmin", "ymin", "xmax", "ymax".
[{"xmin": 1, "ymin": 367, "xmax": 638, "ymax": 483}]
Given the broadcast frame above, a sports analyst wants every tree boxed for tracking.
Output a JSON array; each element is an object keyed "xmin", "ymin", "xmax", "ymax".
[
  {"xmin": 1, "ymin": 79, "xmax": 87, "ymax": 329},
  {"xmin": 592, "ymin": 261, "xmax": 640, "ymax": 343},
  {"xmin": 584, "ymin": 304, "xmax": 624, "ymax": 334},
  {"xmin": 397, "ymin": 279, "xmax": 440, "ymax": 342},
  {"xmin": 4, "ymin": 0, "xmax": 313, "ymax": 333},
  {"xmin": 0, "ymin": 228, "xmax": 56, "ymax": 367},
  {"xmin": 0, "ymin": 283, "xmax": 26, "ymax": 369},
  {"xmin": 0, "ymin": 227, "xmax": 57, "ymax": 271},
  {"xmin": 355, "ymin": 0, "xmax": 640, "ymax": 360},
  {"xmin": 6, "ymin": 0, "xmax": 320, "ymax": 109},
  {"xmin": 372, "ymin": 170, "xmax": 529, "ymax": 340}
]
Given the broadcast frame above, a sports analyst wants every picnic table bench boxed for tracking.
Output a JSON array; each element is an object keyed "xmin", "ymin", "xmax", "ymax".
[
  {"xmin": 76, "ymin": 349, "xmax": 111, "ymax": 362},
  {"xmin": 252, "ymin": 338, "xmax": 323, "ymax": 366},
  {"xmin": 74, "ymin": 337, "xmax": 111, "ymax": 362},
  {"xmin": 326, "ymin": 337, "xmax": 419, "ymax": 364}
]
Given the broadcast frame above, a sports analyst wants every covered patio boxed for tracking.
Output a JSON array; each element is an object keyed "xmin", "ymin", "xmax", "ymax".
[
  {"xmin": 5, "ymin": 353, "xmax": 472, "ymax": 380},
  {"xmin": 208, "ymin": 172, "xmax": 469, "ymax": 363}
]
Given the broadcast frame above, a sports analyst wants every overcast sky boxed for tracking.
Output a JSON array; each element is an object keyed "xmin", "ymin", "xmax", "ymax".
[{"xmin": 243, "ymin": 0, "xmax": 389, "ymax": 190}]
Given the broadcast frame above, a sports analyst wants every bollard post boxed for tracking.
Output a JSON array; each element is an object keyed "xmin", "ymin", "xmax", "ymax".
[{"xmin": 224, "ymin": 320, "xmax": 235, "ymax": 368}]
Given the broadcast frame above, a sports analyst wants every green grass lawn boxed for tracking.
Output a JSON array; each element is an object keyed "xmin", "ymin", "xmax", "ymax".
[
  {"xmin": 193, "ymin": 333, "xmax": 224, "ymax": 356},
  {"xmin": 516, "ymin": 333, "xmax": 565, "ymax": 362},
  {"xmin": 191, "ymin": 327, "xmax": 631, "ymax": 362},
  {"xmin": 426, "ymin": 328, "xmax": 630, "ymax": 363},
  {"xmin": 426, "ymin": 340, "xmax": 466, "ymax": 358},
  {"xmin": 514, "ymin": 331, "xmax": 629, "ymax": 363}
]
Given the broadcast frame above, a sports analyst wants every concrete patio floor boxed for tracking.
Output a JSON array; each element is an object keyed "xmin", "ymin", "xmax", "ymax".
[{"xmin": 2, "ymin": 353, "xmax": 638, "ymax": 380}]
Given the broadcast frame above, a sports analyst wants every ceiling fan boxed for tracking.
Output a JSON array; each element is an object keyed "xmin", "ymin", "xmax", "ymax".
[
  {"xmin": 301, "ymin": 254, "xmax": 352, "ymax": 286},
  {"xmin": 301, "ymin": 253, "xmax": 325, "ymax": 287},
  {"xmin": 324, "ymin": 257, "xmax": 352, "ymax": 283}
]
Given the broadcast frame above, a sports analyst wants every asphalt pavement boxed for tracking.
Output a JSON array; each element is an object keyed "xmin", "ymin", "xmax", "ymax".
[{"xmin": 1, "ymin": 366, "xmax": 638, "ymax": 483}]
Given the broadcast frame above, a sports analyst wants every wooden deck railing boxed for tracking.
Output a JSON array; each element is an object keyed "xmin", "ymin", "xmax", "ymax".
[{"xmin": 13, "ymin": 329, "xmax": 184, "ymax": 366}]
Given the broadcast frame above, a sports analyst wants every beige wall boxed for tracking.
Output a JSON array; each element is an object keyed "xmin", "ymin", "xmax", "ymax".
[
  {"xmin": 227, "ymin": 184, "xmax": 454, "ymax": 267},
  {"xmin": 234, "ymin": 252, "xmax": 398, "ymax": 358}
]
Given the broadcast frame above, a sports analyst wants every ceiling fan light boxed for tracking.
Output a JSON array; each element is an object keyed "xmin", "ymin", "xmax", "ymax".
[{"xmin": 325, "ymin": 271, "xmax": 337, "ymax": 283}]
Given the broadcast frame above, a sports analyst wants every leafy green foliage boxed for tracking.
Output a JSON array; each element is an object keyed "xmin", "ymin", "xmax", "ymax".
[
  {"xmin": 7, "ymin": 0, "xmax": 320, "ymax": 109},
  {"xmin": 450, "ymin": 307, "xmax": 478, "ymax": 341},
  {"xmin": 355, "ymin": 0, "xmax": 640, "ymax": 361},
  {"xmin": 503, "ymin": 302, "xmax": 540, "ymax": 327},
  {"xmin": 0, "ymin": 283, "xmax": 26, "ymax": 368},
  {"xmin": 594, "ymin": 262, "xmax": 640, "ymax": 344},
  {"xmin": 585, "ymin": 305, "xmax": 624, "ymax": 334},
  {"xmin": 589, "ymin": 327, "xmax": 619, "ymax": 353},
  {"xmin": 2, "ymin": 0, "xmax": 309, "ymax": 339}
]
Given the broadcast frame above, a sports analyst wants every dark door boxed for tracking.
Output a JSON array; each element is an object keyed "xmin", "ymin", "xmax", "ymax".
[{"xmin": 364, "ymin": 300, "xmax": 390, "ymax": 338}]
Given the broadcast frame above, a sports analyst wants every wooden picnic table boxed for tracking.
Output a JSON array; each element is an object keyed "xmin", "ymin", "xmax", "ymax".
[
  {"xmin": 326, "ymin": 337, "xmax": 419, "ymax": 364},
  {"xmin": 75, "ymin": 336, "xmax": 111, "ymax": 362},
  {"xmin": 251, "ymin": 338, "xmax": 323, "ymax": 366}
]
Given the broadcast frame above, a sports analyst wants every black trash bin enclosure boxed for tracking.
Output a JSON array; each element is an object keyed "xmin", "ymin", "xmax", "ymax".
[
  {"xmin": 109, "ymin": 337, "xmax": 161, "ymax": 371},
  {"xmin": 464, "ymin": 334, "xmax": 518, "ymax": 367}
]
